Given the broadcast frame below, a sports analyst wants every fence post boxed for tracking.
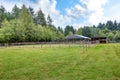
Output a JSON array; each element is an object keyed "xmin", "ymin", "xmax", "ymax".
[
  {"xmin": 41, "ymin": 44, "xmax": 42, "ymax": 48},
  {"xmin": 82, "ymin": 41, "xmax": 84, "ymax": 53}
]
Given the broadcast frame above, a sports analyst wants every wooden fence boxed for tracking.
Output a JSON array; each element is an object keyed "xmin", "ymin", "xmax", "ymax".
[{"xmin": 0, "ymin": 41, "xmax": 91, "ymax": 47}]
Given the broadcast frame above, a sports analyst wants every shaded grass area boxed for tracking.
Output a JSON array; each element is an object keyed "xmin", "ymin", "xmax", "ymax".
[{"xmin": 0, "ymin": 44, "xmax": 120, "ymax": 80}]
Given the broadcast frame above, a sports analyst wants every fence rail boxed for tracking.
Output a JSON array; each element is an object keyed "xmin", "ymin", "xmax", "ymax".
[
  {"xmin": 0, "ymin": 41, "xmax": 91, "ymax": 47},
  {"xmin": 0, "ymin": 41, "xmax": 93, "ymax": 54}
]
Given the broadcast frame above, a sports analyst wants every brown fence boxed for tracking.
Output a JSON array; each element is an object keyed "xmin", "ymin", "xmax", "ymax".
[
  {"xmin": 0, "ymin": 41, "xmax": 92, "ymax": 54},
  {"xmin": 0, "ymin": 41, "xmax": 91, "ymax": 47}
]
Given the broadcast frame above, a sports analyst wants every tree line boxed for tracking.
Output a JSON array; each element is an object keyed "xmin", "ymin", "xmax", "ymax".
[
  {"xmin": 77, "ymin": 21, "xmax": 120, "ymax": 42},
  {"xmin": 0, "ymin": 5, "xmax": 64, "ymax": 43},
  {"xmin": 0, "ymin": 4, "xmax": 120, "ymax": 43}
]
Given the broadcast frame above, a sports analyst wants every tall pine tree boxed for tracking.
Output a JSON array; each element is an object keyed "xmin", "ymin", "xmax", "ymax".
[
  {"xmin": 35, "ymin": 9, "xmax": 46, "ymax": 26},
  {"xmin": 12, "ymin": 5, "xmax": 20, "ymax": 19},
  {"xmin": 0, "ymin": 5, "xmax": 6, "ymax": 27},
  {"xmin": 19, "ymin": 4, "xmax": 35, "ymax": 41},
  {"xmin": 47, "ymin": 15, "xmax": 53, "ymax": 27}
]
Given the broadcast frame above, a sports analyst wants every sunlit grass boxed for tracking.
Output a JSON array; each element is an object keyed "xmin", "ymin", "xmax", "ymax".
[{"xmin": 0, "ymin": 44, "xmax": 120, "ymax": 80}]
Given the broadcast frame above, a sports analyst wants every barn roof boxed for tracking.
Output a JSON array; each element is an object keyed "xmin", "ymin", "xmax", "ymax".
[{"xmin": 65, "ymin": 34, "xmax": 91, "ymax": 40}]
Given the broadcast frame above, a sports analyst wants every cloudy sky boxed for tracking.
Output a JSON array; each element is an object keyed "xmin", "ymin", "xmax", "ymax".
[{"xmin": 0, "ymin": 0, "xmax": 120, "ymax": 29}]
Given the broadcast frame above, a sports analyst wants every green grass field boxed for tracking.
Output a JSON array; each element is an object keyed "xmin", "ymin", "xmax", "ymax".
[{"xmin": 0, "ymin": 44, "xmax": 120, "ymax": 80}]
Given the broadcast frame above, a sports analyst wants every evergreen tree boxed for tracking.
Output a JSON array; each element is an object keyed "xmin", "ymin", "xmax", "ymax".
[
  {"xmin": 0, "ymin": 5, "xmax": 6, "ymax": 27},
  {"xmin": 19, "ymin": 4, "xmax": 35, "ymax": 41},
  {"xmin": 91, "ymin": 28, "xmax": 100, "ymax": 37},
  {"xmin": 6, "ymin": 12, "xmax": 14, "ymax": 21},
  {"xmin": 28, "ymin": 6, "xmax": 36, "ymax": 24},
  {"xmin": 77, "ymin": 28, "xmax": 82, "ymax": 35},
  {"xmin": 12, "ymin": 5, "xmax": 20, "ymax": 19},
  {"xmin": 0, "ymin": 19, "xmax": 14, "ymax": 43},
  {"xmin": 113, "ymin": 20, "xmax": 117, "ymax": 30},
  {"xmin": 47, "ymin": 15, "xmax": 53, "ymax": 27},
  {"xmin": 82, "ymin": 26, "xmax": 91, "ymax": 37},
  {"xmin": 117, "ymin": 23, "xmax": 120, "ymax": 30},
  {"xmin": 11, "ymin": 19, "xmax": 26, "ymax": 42},
  {"xmin": 28, "ymin": 7, "xmax": 34, "ymax": 16},
  {"xmin": 98, "ymin": 23, "xmax": 104, "ymax": 29},
  {"xmin": 106, "ymin": 20, "xmax": 114, "ymax": 30},
  {"xmin": 19, "ymin": 5, "xmax": 34, "ymax": 27},
  {"xmin": 35, "ymin": 9, "xmax": 46, "ymax": 26},
  {"xmin": 58, "ymin": 26, "xmax": 63, "ymax": 33},
  {"xmin": 64, "ymin": 25, "xmax": 75, "ymax": 36}
]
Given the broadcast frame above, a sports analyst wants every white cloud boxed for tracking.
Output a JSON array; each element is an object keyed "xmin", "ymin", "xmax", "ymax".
[
  {"xmin": 0, "ymin": 0, "xmax": 22, "ymax": 12},
  {"xmin": 66, "ymin": 4, "xmax": 87, "ymax": 19},
  {"xmin": 66, "ymin": 0, "xmax": 108, "ymax": 26},
  {"xmin": 83, "ymin": 0, "xmax": 108, "ymax": 25},
  {"xmin": 0, "ymin": 0, "xmax": 39, "ymax": 12},
  {"xmin": 37, "ymin": 0, "xmax": 72, "ymax": 27},
  {"xmin": 0, "ymin": 0, "xmax": 72, "ymax": 28},
  {"xmin": 3, "ymin": 0, "xmax": 120, "ymax": 29},
  {"xmin": 44, "ymin": 0, "xmax": 119, "ymax": 28},
  {"xmin": 103, "ymin": 3, "xmax": 120, "ymax": 22}
]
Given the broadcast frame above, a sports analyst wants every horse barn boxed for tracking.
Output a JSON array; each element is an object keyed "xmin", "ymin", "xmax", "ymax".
[{"xmin": 91, "ymin": 37, "xmax": 108, "ymax": 44}]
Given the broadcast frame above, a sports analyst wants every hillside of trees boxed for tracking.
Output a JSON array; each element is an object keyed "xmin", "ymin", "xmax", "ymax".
[
  {"xmin": 0, "ymin": 5, "xmax": 120, "ymax": 43},
  {"xmin": 77, "ymin": 21, "xmax": 120, "ymax": 42}
]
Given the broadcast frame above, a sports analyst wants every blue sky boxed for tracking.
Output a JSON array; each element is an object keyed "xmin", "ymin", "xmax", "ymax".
[
  {"xmin": 0, "ymin": 0, "xmax": 120, "ymax": 29},
  {"xmin": 56, "ymin": 0, "xmax": 79, "ymax": 14}
]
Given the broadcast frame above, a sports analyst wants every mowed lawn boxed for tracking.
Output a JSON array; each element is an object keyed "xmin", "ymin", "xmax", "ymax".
[{"xmin": 0, "ymin": 44, "xmax": 120, "ymax": 80}]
